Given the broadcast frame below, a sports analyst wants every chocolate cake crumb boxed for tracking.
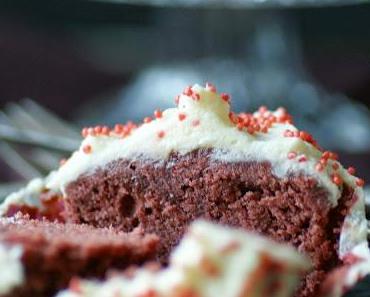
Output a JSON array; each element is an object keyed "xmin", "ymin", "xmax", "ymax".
[{"xmin": 64, "ymin": 149, "xmax": 357, "ymax": 297}]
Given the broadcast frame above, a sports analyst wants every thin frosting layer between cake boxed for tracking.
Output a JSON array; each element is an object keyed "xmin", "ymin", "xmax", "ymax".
[{"xmin": 57, "ymin": 220, "xmax": 310, "ymax": 297}]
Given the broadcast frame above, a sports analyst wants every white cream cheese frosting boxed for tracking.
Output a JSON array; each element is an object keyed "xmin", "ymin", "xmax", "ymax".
[
  {"xmin": 56, "ymin": 220, "xmax": 310, "ymax": 297},
  {"xmin": 0, "ymin": 243, "xmax": 24, "ymax": 295},
  {"xmin": 47, "ymin": 84, "xmax": 362, "ymax": 205}
]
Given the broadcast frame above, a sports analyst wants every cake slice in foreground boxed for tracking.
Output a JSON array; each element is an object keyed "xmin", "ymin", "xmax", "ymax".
[
  {"xmin": 0, "ymin": 214, "xmax": 158, "ymax": 297},
  {"xmin": 57, "ymin": 220, "xmax": 310, "ymax": 297}
]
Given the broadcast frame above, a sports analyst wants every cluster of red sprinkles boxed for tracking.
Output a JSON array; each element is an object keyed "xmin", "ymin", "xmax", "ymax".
[
  {"xmin": 81, "ymin": 121, "xmax": 138, "ymax": 139},
  {"xmin": 182, "ymin": 86, "xmax": 200, "ymax": 101},
  {"xmin": 287, "ymin": 148, "xmax": 365, "ymax": 187},
  {"xmin": 230, "ymin": 106, "xmax": 292, "ymax": 135},
  {"xmin": 78, "ymin": 83, "xmax": 365, "ymax": 188},
  {"xmin": 283, "ymin": 129, "xmax": 319, "ymax": 149}
]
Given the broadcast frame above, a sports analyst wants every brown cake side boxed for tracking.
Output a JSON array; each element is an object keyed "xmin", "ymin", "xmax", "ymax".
[
  {"xmin": 0, "ymin": 215, "xmax": 158, "ymax": 297},
  {"xmin": 64, "ymin": 149, "xmax": 357, "ymax": 297}
]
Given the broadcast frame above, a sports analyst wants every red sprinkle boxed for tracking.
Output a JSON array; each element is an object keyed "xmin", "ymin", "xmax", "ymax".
[
  {"xmin": 206, "ymin": 82, "xmax": 217, "ymax": 93},
  {"xmin": 192, "ymin": 119, "xmax": 200, "ymax": 127},
  {"xmin": 347, "ymin": 167, "xmax": 356, "ymax": 175},
  {"xmin": 332, "ymin": 174, "xmax": 343, "ymax": 185},
  {"xmin": 261, "ymin": 126, "xmax": 268, "ymax": 133},
  {"xmin": 298, "ymin": 155, "xmax": 307, "ymax": 162},
  {"xmin": 356, "ymin": 178, "xmax": 365, "ymax": 187},
  {"xmin": 87, "ymin": 127, "xmax": 95, "ymax": 136},
  {"xmin": 229, "ymin": 112, "xmax": 237, "ymax": 124},
  {"xmin": 101, "ymin": 126, "xmax": 110, "ymax": 135},
  {"xmin": 284, "ymin": 130, "xmax": 294, "ymax": 137},
  {"xmin": 221, "ymin": 93, "xmax": 230, "ymax": 102},
  {"xmin": 178, "ymin": 113, "xmax": 186, "ymax": 121},
  {"xmin": 315, "ymin": 163, "xmax": 324, "ymax": 172},
  {"xmin": 59, "ymin": 159, "xmax": 67, "ymax": 166},
  {"xmin": 94, "ymin": 126, "xmax": 102, "ymax": 134},
  {"xmin": 287, "ymin": 152, "xmax": 297, "ymax": 159},
  {"xmin": 319, "ymin": 158, "xmax": 328, "ymax": 166},
  {"xmin": 83, "ymin": 145, "xmax": 92, "ymax": 154},
  {"xmin": 322, "ymin": 151, "xmax": 338, "ymax": 161},
  {"xmin": 114, "ymin": 124, "xmax": 124, "ymax": 134},
  {"xmin": 113, "ymin": 122, "xmax": 137, "ymax": 137},
  {"xmin": 192, "ymin": 93, "xmax": 200, "ymax": 101},
  {"xmin": 183, "ymin": 86, "xmax": 193, "ymax": 96},
  {"xmin": 258, "ymin": 106, "xmax": 268, "ymax": 114},
  {"xmin": 330, "ymin": 152, "xmax": 339, "ymax": 160},
  {"xmin": 299, "ymin": 131, "xmax": 313, "ymax": 142},
  {"xmin": 247, "ymin": 126, "xmax": 255, "ymax": 135},
  {"xmin": 154, "ymin": 109, "xmax": 163, "ymax": 119},
  {"xmin": 157, "ymin": 130, "xmax": 165, "ymax": 139},
  {"xmin": 81, "ymin": 128, "xmax": 88, "ymax": 138},
  {"xmin": 322, "ymin": 151, "xmax": 331, "ymax": 159},
  {"xmin": 144, "ymin": 117, "xmax": 152, "ymax": 123},
  {"xmin": 137, "ymin": 289, "xmax": 158, "ymax": 297},
  {"xmin": 332, "ymin": 162, "xmax": 339, "ymax": 170}
]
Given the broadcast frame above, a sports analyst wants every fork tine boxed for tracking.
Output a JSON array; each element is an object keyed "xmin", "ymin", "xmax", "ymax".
[
  {"xmin": 0, "ymin": 123, "xmax": 80, "ymax": 152},
  {"xmin": 0, "ymin": 142, "xmax": 42, "ymax": 179},
  {"xmin": 5, "ymin": 102, "xmax": 46, "ymax": 132},
  {"xmin": 0, "ymin": 109, "xmax": 66, "ymax": 172},
  {"xmin": 21, "ymin": 99, "xmax": 80, "ymax": 138},
  {"xmin": 28, "ymin": 148, "xmax": 65, "ymax": 172}
]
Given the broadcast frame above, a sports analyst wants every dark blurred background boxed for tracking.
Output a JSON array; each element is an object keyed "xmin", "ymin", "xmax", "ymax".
[{"xmin": 0, "ymin": 0, "xmax": 369, "ymax": 196}]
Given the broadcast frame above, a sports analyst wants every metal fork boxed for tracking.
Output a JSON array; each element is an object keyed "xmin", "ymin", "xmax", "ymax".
[{"xmin": 0, "ymin": 99, "xmax": 81, "ymax": 201}]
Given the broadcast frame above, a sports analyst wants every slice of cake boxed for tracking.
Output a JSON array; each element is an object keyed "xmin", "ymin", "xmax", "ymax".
[
  {"xmin": 57, "ymin": 220, "xmax": 310, "ymax": 297},
  {"xmin": 1, "ymin": 83, "xmax": 368, "ymax": 296},
  {"xmin": 0, "ymin": 214, "xmax": 158, "ymax": 297}
]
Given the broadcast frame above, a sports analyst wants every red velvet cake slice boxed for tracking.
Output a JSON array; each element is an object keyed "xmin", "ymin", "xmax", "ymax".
[
  {"xmin": 1, "ymin": 83, "xmax": 368, "ymax": 296},
  {"xmin": 0, "ymin": 214, "xmax": 158, "ymax": 297},
  {"xmin": 57, "ymin": 220, "xmax": 310, "ymax": 297}
]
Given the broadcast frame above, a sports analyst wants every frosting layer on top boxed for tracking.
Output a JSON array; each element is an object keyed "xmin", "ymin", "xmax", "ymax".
[{"xmin": 48, "ymin": 84, "xmax": 363, "ymax": 208}]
